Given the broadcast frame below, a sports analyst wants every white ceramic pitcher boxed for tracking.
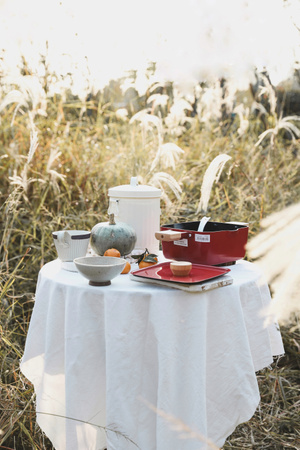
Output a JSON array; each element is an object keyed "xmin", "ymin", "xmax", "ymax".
[{"xmin": 52, "ymin": 230, "xmax": 91, "ymax": 262}]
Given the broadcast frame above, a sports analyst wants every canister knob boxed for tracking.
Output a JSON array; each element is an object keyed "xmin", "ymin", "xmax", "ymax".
[{"xmin": 130, "ymin": 177, "xmax": 138, "ymax": 187}]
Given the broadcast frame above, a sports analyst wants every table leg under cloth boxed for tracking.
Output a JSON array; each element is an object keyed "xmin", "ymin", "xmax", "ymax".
[
  {"xmin": 104, "ymin": 286, "xmax": 261, "ymax": 449},
  {"xmin": 20, "ymin": 259, "xmax": 284, "ymax": 450}
]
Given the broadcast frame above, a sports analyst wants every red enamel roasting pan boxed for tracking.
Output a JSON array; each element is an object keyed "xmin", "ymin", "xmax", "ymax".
[{"xmin": 155, "ymin": 220, "xmax": 249, "ymax": 266}]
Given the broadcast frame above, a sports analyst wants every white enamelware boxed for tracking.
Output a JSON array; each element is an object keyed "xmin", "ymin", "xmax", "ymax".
[
  {"xmin": 53, "ymin": 230, "xmax": 91, "ymax": 262},
  {"xmin": 74, "ymin": 256, "xmax": 127, "ymax": 286},
  {"xmin": 61, "ymin": 261, "xmax": 77, "ymax": 272},
  {"xmin": 108, "ymin": 177, "xmax": 161, "ymax": 254}
]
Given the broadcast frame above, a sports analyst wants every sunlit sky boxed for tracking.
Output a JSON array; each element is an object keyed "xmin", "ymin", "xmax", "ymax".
[{"xmin": 0, "ymin": 0, "xmax": 299, "ymax": 95}]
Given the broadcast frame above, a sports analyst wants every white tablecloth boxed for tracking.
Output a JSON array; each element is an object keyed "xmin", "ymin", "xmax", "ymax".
[{"xmin": 20, "ymin": 258, "xmax": 284, "ymax": 450}]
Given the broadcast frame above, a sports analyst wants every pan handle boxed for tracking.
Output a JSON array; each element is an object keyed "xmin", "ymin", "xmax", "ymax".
[{"xmin": 155, "ymin": 230, "xmax": 190, "ymax": 242}]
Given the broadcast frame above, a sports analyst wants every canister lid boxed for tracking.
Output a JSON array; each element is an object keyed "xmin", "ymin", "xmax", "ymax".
[{"xmin": 108, "ymin": 177, "xmax": 161, "ymax": 198}]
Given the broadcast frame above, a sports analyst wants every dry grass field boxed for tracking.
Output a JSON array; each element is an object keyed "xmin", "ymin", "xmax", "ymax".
[{"xmin": 0, "ymin": 64, "xmax": 299, "ymax": 449}]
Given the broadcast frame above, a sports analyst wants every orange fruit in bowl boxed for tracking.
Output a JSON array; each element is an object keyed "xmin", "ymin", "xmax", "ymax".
[
  {"xmin": 121, "ymin": 261, "xmax": 131, "ymax": 274},
  {"xmin": 104, "ymin": 248, "xmax": 121, "ymax": 257}
]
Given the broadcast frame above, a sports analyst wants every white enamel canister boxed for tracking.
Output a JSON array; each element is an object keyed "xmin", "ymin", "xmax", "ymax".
[{"xmin": 108, "ymin": 177, "xmax": 161, "ymax": 254}]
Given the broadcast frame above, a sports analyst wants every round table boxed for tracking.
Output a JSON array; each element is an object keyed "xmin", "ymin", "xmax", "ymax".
[{"xmin": 20, "ymin": 257, "xmax": 284, "ymax": 450}]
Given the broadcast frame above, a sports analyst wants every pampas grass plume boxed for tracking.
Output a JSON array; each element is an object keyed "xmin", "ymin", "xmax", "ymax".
[{"xmin": 197, "ymin": 154, "xmax": 232, "ymax": 214}]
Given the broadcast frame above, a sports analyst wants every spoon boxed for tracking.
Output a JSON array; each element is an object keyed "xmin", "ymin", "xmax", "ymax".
[{"xmin": 197, "ymin": 216, "xmax": 211, "ymax": 232}]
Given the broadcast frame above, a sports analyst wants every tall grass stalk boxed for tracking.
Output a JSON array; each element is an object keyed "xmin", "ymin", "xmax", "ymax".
[{"xmin": 197, "ymin": 154, "xmax": 232, "ymax": 214}]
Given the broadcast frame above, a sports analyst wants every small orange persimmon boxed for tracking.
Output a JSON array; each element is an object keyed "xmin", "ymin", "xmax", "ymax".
[
  {"xmin": 138, "ymin": 258, "xmax": 158, "ymax": 269},
  {"xmin": 121, "ymin": 261, "xmax": 131, "ymax": 274},
  {"xmin": 104, "ymin": 248, "xmax": 121, "ymax": 257},
  {"xmin": 132, "ymin": 248, "xmax": 158, "ymax": 269}
]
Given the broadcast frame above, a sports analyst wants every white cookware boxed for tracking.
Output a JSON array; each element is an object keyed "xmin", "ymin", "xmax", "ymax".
[
  {"xmin": 108, "ymin": 177, "xmax": 161, "ymax": 254},
  {"xmin": 74, "ymin": 256, "xmax": 126, "ymax": 286},
  {"xmin": 52, "ymin": 230, "xmax": 91, "ymax": 263}
]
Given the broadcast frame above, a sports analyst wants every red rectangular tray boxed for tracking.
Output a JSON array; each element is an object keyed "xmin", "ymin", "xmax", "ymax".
[{"xmin": 131, "ymin": 262, "xmax": 230, "ymax": 285}]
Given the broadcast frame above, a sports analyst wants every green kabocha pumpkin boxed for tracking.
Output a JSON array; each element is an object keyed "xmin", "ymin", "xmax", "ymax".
[{"xmin": 90, "ymin": 213, "xmax": 137, "ymax": 256}]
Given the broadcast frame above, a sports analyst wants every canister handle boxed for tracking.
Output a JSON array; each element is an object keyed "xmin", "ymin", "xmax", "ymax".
[
  {"xmin": 155, "ymin": 230, "xmax": 190, "ymax": 242},
  {"xmin": 108, "ymin": 199, "xmax": 119, "ymax": 217}
]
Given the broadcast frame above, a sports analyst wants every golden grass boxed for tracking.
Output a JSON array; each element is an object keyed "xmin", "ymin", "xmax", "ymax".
[{"xmin": 0, "ymin": 68, "xmax": 299, "ymax": 449}]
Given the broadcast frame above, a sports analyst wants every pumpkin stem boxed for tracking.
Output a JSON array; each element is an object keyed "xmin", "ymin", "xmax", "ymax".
[{"xmin": 109, "ymin": 213, "xmax": 116, "ymax": 225}]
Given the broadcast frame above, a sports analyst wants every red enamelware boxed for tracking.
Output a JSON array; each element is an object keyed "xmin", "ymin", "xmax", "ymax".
[
  {"xmin": 156, "ymin": 220, "xmax": 249, "ymax": 266},
  {"xmin": 131, "ymin": 262, "xmax": 230, "ymax": 285}
]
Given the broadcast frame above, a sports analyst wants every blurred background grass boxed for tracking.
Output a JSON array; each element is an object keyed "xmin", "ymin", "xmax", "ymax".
[{"xmin": 0, "ymin": 59, "xmax": 299, "ymax": 449}]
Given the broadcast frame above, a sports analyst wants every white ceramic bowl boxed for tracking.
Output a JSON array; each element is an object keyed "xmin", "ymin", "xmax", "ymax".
[{"xmin": 74, "ymin": 256, "xmax": 126, "ymax": 286}]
